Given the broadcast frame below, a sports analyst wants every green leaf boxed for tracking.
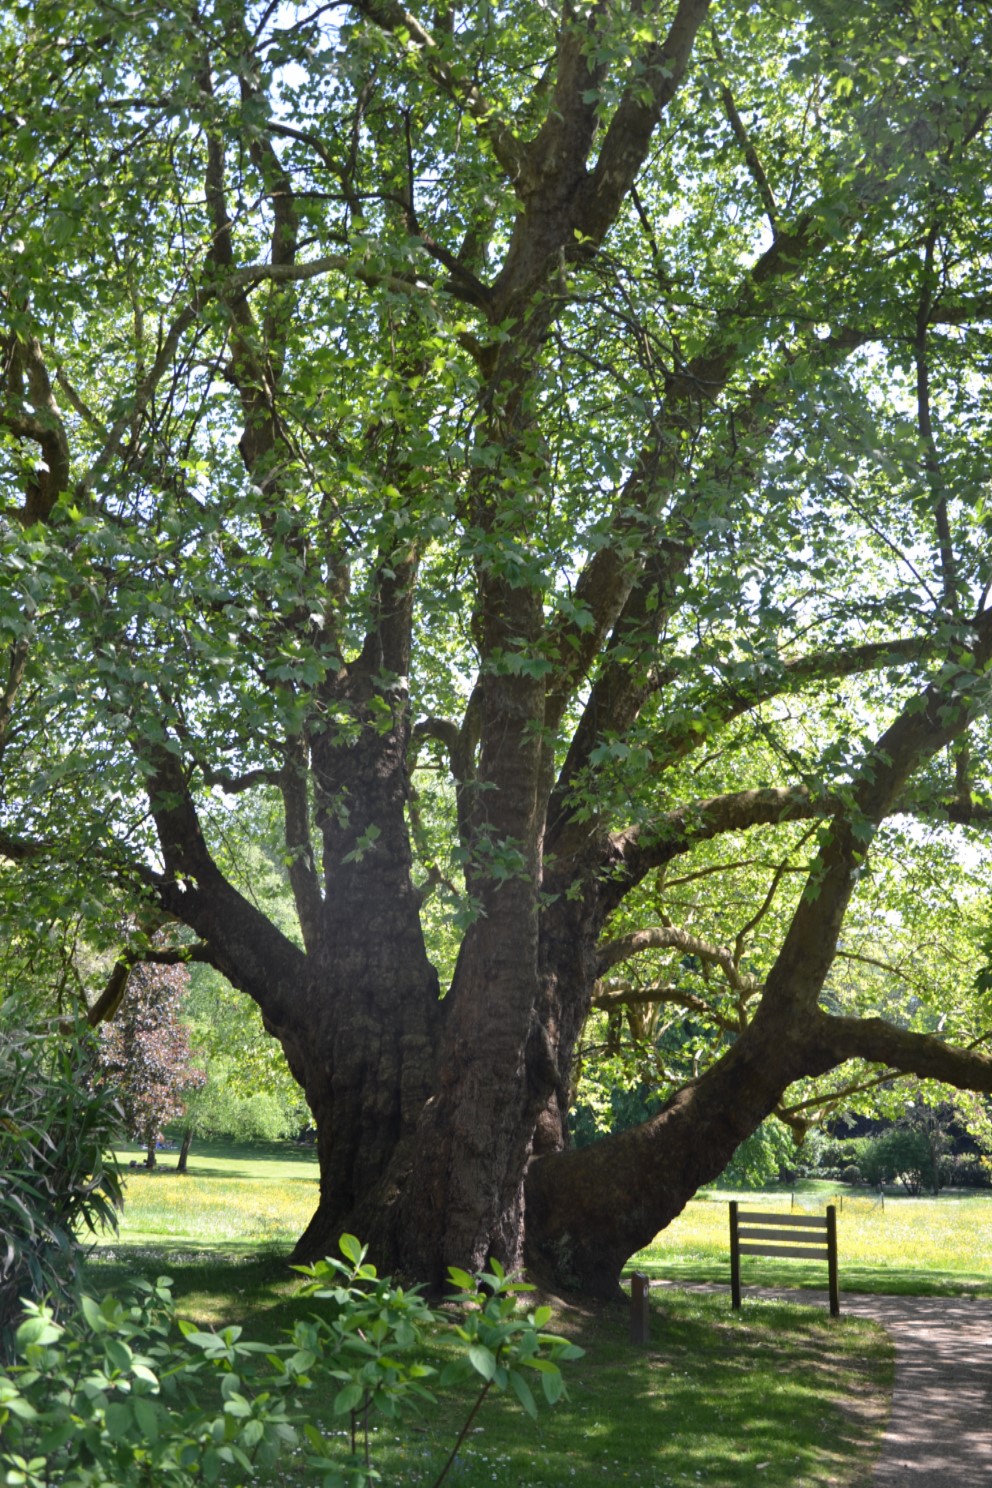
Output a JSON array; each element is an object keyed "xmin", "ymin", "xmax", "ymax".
[
  {"xmin": 333, "ymin": 1381, "xmax": 365, "ymax": 1415},
  {"xmin": 338, "ymin": 1234, "xmax": 365, "ymax": 1266},
  {"xmin": 509, "ymin": 1369, "xmax": 537, "ymax": 1418},
  {"xmin": 467, "ymin": 1344, "xmax": 496, "ymax": 1381}
]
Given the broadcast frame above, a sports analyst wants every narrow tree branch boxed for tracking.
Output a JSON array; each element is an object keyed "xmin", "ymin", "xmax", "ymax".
[
  {"xmin": 350, "ymin": 0, "xmax": 525, "ymax": 182},
  {"xmin": 597, "ymin": 924, "xmax": 758, "ymax": 994},
  {"xmin": 590, "ymin": 981, "xmax": 738, "ymax": 1033},
  {"xmin": 914, "ymin": 222, "xmax": 957, "ymax": 610},
  {"xmin": 711, "ymin": 34, "xmax": 777, "ymax": 232}
]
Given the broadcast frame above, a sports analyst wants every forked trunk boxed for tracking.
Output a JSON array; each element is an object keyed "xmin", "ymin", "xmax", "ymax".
[{"xmin": 524, "ymin": 1004, "xmax": 813, "ymax": 1297}]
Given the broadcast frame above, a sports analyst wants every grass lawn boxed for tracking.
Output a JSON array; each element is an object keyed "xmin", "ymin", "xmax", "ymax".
[
  {"xmin": 631, "ymin": 1185, "xmax": 992, "ymax": 1299},
  {"xmin": 83, "ymin": 1250, "xmax": 891, "ymax": 1488},
  {"xmin": 101, "ymin": 1137, "xmax": 319, "ymax": 1254},
  {"xmin": 79, "ymin": 1148, "xmax": 907, "ymax": 1487}
]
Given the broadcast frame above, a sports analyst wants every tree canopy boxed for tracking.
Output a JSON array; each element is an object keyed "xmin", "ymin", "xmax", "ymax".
[{"xmin": 2, "ymin": 0, "xmax": 992, "ymax": 1295}]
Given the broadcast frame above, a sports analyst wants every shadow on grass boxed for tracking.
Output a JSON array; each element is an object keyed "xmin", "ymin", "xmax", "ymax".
[
  {"xmin": 79, "ymin": 1256, "xmax": 891, "ymax": 1488},
  {"xmin": 82, "ymin": 1249, "xmax": 303, "ymax": 1331},
  {"xmin": 376, "ymin": 1289, "xmax": 891, "ymax": 1488},
  {"xmin": 114, "ymin": 1137, "xmax": 319, "ymax": 1182},
  {"xmin": 632, "ymin": 1255, "xmax": 992, "ymax": 1299}
]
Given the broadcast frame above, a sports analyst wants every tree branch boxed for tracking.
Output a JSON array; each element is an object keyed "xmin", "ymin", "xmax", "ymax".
[
  {"xmin": 575, "ymin": 0, "xmax": 713, "ymax": 245},
  {"xmin": 811, "ymin": 1010, "xmax": 992, "ymax": 1095},
  {"xmin": 602, "ymin": 784, "xmax": 829, "ymax": 914},
  {"xmin": 590, "ymin": 981, "xmax": 738, "ymax": 1034},
  {"xmin": 280, "ymin": 742, "xmax": 323, "ymax": 956},
  {"xmin": 597, "ymin": 924, "xmax": 758, "ymax": 994},
  {"xmin": 350, "ymin": 0, "xmax": 526, "ymax": 183},
  {"xmin": 2, "ymin": 334, "xmax": 72, "ymax": 524},
  {"xmin": 711, "ymin": 35, "xmax": 777, "ymax": 233}
]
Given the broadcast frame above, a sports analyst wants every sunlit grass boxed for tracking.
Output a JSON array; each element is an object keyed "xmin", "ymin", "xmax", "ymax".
[
  {"xmin": 93, "ymin": 1138, "xmax": 319, "ymax": 1255},
  {"xmin": 632, "ymin": 1189, "xmax": 992, "ymax": 1298},
  {"xmin": 81, "ymin": 1150, "xmax": 898, "ymax": 1484}
]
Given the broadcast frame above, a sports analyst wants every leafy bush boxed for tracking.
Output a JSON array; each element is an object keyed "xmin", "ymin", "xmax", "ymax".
[
  {"xmin": 0, "ymin": 1237, "xmax": 581, "ymax": 1488},
  {"xmin": 941, "ymin": 1154, "xmax": 992, "ymax": 1189},
  {"xmin": 840, "ymin": 1165, "xmax": 863, "ymax": 1185},
  {"xmin": 0, "ymin": 1001, "xmax": 124, "ymax": 1356},
  {"xmin": 854, "ymin": 1129, "xmax": 940, "ymax": 1195},
  {"xmin": 717, "ymin": 1119, "xmax": 796, "ymax": 1190}
]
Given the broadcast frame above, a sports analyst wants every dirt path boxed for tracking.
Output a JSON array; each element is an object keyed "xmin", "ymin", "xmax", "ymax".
[
  {"xmin": 834, "ymin": 1292, "xmax": 992, "ymax": 1487},
  {"xmin": 671, "ymin": 1285, "xmax": 992, "ymax": 1486}
]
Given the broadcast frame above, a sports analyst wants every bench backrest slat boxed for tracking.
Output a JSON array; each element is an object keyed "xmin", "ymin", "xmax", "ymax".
[{"xmin": 738, "ymin": 1211, "xmax": 826, "ymax": 1228}]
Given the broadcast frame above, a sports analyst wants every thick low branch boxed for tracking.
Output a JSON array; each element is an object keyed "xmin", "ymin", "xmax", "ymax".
[
  {"xmin": 86, "ymin": 942, "xmax": 212, "ymax": 1026},
  {"xmin": 200, "ymin": 764, "xmax": 281, "ymax": 794},
  {"xmin": 602, "ymin": 784, "xmax": 828, "ymax": 914},
  {"xmin": 811, "ymin": 1011, "xmax": 992, "ymax": 1095},
  {"xmin": 145, "ymin": 746, "xmax": 309, "ymax": 1030}
]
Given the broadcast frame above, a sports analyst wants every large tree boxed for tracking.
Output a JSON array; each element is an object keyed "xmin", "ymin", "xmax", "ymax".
[{"xmin": 3, "ymin": 0, "xmax": 992, "ymax": 1296}]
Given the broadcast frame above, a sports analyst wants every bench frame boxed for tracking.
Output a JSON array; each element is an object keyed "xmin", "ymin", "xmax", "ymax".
[{"xmin": 729, "ymin": 1201, "xmax": 839, "ymax": 1316}]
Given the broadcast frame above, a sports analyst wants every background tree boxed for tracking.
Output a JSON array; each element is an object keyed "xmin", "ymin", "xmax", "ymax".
[
  {"xmin": 3, "ymin": 0, "xmax": 992, "ymax": 1295},
  {"xmin": 97, "ymin": 961, "xmax": 205, "ymax": 1169}
]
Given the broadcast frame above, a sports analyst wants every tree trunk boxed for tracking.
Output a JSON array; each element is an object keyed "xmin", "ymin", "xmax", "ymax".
[
  {"xmin": 288, "ymin": 695, "xmax": 445, "ymax": 1264},
  {"xmin": 524, "ymin": 1006, "xmax": 809, "ymax": 1297},
  {"xmin": 177, "ymin": 1127, "xmax": 193, "ymax": 1174}
]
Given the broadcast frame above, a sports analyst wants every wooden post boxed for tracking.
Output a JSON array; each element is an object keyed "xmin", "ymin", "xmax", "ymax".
[
  {"xmin": 826, "ymin": 1205, "xmax": 840, "ymax": 1317},
  {"xmin": 629, "ymin": 1272, "xmax": 650, "ymax": 1344},
  {"xmin": 729, "ymin": 1200, "xmax": 741, "ymax": 1310}
]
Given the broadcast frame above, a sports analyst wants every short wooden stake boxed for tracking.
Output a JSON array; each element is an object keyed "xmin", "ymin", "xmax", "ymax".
[{"xmin": 629, "ymin": 1271, "xmax": 650, "ymax": 1344}]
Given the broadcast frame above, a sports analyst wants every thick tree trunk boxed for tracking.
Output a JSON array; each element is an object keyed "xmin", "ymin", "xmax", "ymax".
[
  {"xmin": 396, "ymin": 641, "xmax": 550, "ymax": 1286},
  {"xmin": 288, "ymin": 692, "xmax": 444, "ymax": 1265},
  {"xmin": 524, "ymin": 1005, "xmax": 809, "ymax": 1297},
  {"xmin": 177, "ymin": 1127, "xmax": 193, "ymax": 1174}
]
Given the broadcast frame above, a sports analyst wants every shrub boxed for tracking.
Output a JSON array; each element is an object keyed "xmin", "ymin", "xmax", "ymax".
[
  {"xmin": 941, "ymin": 1154, "xmax": 992, "ymax": 1189},
  {"xmin": 0, "ymin": 1000, "xmax": 124, "ymax": 1356},
  {"xmin": 854, "ymin": 1129, "xmax": 940, "ymax": 1195},
  {"xmin": 840, "ymin": 1164, "xmax": 862, "ymax": 1185},
  {"xmin": 0, "ymin": 1238, "xmax": 581, "ymax": 1488}
]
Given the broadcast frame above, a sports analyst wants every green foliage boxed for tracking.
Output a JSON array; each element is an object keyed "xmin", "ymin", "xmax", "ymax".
[
  {"xmin": 0, "ymin": 1000, "xmax": 124, "ymax": 1356},
  {"xmin": 854, "ymin": 1129, "xmax": 942, "ymax": 1196},
  {"xmin": 184, "ymin": 965, "xmax": 307, "ymax": 1144},
  {"xmin": 0, "ymin": 1239, "xmax": 579, "ymax": 1488},
  {"xmin": 716, "ymin": 1120, "xmax": 798, "ymax": 1191}
]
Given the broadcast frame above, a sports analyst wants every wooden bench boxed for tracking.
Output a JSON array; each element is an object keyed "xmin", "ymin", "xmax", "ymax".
[{"xmin": 729, "ymin": 1201, "xmax": 840, "ymax": 1316}]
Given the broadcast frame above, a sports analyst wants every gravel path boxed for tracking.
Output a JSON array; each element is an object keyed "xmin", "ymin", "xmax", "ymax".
[
  {"xmin": 668, "ymin": 1284, "xmax": 992, "ymax": 1486},
  {"xmin": 829, "ymin": 1291, "xmax": 992, "ymax": 1487}
]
